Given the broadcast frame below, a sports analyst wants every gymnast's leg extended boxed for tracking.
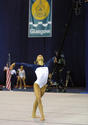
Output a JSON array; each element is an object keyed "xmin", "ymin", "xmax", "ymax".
[{"xmin": 32, "ymin": 83, "xmax": 47, "ymax": 121}]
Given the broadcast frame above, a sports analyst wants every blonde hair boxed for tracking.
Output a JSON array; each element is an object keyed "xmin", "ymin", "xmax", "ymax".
[{"xmin": 36, "ymin": 55, "xmax": 44, "ymax": 64}]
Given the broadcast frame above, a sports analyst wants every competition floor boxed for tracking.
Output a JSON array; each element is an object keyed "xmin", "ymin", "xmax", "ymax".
[{"xmin": 0, "ymin": 91, "xmax": 88, "ymax": 125}]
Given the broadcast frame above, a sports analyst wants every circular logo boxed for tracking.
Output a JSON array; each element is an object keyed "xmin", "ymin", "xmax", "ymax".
[{"xmin": 32, "ymin": 0, "xmax": 50, "ymax": 20}]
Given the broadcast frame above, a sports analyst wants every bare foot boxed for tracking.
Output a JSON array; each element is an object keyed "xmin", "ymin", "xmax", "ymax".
[
  {"xmin": 40, "ymin": 117, "xmax": 45, "ymax": 121},
  {"xmin": 32, "ymin": 115, "xmax": 40, "ymax": 118}
]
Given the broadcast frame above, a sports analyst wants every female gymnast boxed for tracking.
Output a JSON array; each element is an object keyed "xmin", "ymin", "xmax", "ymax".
[{"xmin": 11, "ymin": 55, "xmax": 57, "ymax": 121}]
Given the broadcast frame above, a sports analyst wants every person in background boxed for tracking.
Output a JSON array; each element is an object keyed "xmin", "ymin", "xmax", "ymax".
[
  {"xmin": 4, "ymin": 63, "xmax": 16, "ymax": 90},
  {"xmin": 53, "ymin": 52, "xmax": 66, "ymax": 92},
  {"xmin": 9, "ymin": 64, "xmax": 16, "ymax": 90},
  {"xmin": 16, "ymin": 65, "xmax": 26, "ymax": 89}
]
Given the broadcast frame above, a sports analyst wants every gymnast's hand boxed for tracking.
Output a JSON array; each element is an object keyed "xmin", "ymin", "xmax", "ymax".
[
  {"xmin": 9, "ymin": 63, "xmax": 16, "ymax": 70},
  {"xmin": 54, "ymin": 57, "xmax": 58, "ymax": 63},
  {"xmin": 11, "ymin": 63, "xmax": 16, "ymax": 67}
]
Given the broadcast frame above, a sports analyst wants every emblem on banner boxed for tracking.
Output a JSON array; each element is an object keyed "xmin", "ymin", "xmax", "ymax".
[{"xmin": 32, "ymin": 0, "xmax": 50, "ymax": 20}]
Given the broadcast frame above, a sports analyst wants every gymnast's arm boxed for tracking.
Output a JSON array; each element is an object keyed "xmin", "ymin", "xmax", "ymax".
[
  {"xmin": 10, "ymin": 62, "xmax": 37, "ymax": 70},
  {"xmin": 45, "ymin": 57, "xmax": 57, "ymax": 73}
]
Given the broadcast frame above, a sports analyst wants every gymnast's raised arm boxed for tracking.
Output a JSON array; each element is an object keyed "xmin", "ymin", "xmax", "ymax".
[
  {"xmin": 10, "ymin": 62, "xmax": 37, "ymax": 71},
  {"xmin": 45, "ymin": 57, "xmax": 57, "ymax": 73}
]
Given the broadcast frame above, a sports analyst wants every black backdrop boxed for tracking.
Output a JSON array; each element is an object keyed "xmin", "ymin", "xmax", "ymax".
[{"xmin": 0, "ymin": 0, "xmax": 85, "ymax": 87}]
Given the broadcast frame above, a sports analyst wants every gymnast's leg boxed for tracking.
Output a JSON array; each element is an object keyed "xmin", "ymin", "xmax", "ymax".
[
  {"xmin": 32, "ymin": 97, "xmax": 39, "ymax": 118},
  {"xmin": 32, "ymin": 84, "xmax": 47, "ymax": 118},
  {"xmin": 32, "ymin": 83, "xmax": 47, "ymax": 121}
]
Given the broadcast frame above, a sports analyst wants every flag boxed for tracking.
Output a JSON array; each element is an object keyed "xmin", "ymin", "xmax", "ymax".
[
  {"xmin": 6, "ymin": 68, "xmax": 11, "ymax": 90},
  {"xmin": 28, "ymin": 0, "xmax": 52, "ymax": 37}
]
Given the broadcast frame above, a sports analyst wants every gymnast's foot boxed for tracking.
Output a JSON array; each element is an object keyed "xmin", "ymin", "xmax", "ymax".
[
  {"xmin": 40, "ymin": 116, "xmax": 45, "ymax": 121},
  {"xmin": 32, "ymin": 115, "xmax": 40, "ymax": 118}
]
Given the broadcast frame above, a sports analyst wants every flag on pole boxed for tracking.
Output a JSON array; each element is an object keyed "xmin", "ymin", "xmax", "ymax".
[
  {"xmin": 28, "ymin": 0, "xmax": 52, "ymax": 37},
  {"xmin": 6, "ymin": 68, "xmax": 11, "ymax": 90}
]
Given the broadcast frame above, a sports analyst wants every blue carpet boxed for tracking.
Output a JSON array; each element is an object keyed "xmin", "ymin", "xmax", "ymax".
[{"xmin": 80, "ymin": 92, "xmax": 88, "ymax": 94}]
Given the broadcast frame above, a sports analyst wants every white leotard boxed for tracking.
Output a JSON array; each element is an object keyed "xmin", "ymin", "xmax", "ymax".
[{"xmin": 35, "ymin": 67, "xmax": 49, "ymax": 88}]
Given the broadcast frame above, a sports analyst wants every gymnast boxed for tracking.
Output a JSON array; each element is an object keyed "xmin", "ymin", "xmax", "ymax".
[{"xmin": 11, "ymin": 54, "xmax": 57, "ymax": 121}]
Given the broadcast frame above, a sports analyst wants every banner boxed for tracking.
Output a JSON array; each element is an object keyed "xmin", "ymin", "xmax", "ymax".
[{"xmin": 28, "ymin": 0, "xmax": 52, "ymax": 37}]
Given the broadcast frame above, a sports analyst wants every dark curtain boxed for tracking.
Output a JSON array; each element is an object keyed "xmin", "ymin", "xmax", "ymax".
[
  {"xmin": 85, "ymin": 2, "xmax": 88, "ymax": 91},
  {"xmin": 0, "ymin": 0, "xmax": 85, "ymax": 87}
]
